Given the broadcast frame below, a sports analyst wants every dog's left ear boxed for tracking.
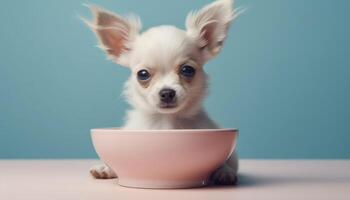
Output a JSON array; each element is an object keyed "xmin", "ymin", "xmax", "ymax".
[
  {"xmin": 82, "ymin": 5, "xmax": 142, "ymax": 67},
  {"xmin": 186, "ymin": 0, "xmax": 238, "ymax": 60}
]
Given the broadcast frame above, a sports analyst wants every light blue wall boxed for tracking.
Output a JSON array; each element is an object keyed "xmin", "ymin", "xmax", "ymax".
[{"xmin": 0, "ymin": 0, "xmax": 349, "ymax": 158}]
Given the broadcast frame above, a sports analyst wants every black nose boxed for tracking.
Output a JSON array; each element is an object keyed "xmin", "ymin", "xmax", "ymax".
[{"xmin": 159, "ymin": 88, "xmax": 176, "ymax": 103}]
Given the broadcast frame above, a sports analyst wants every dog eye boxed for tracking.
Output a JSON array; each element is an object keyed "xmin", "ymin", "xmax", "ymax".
[
  {"xmin": 137, "ymin": 69, "xmax": 151, "ymax": 81},
  {"xmin": 179, "ymin": 65, "xmax": 196, "ymax": 77}
]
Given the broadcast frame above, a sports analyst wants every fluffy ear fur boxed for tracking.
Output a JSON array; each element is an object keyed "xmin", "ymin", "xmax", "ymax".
[
  {"xmin": 186, "ymin": 0, "xmax": 239, "ymax": 59},
  {"xmin": 82, "ymin": 5, "xmax": 142, "ymax": 67}
]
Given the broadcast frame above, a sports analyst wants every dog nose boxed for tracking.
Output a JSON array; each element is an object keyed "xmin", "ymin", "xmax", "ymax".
[{"xmin": 159, "ymin": 88, "xmax": 176, "ymax": 103}]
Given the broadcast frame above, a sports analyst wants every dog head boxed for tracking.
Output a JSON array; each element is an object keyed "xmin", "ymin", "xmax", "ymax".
[{"xmin": 84, "ymin": 0, "xmax": 239, "ymax": 116}]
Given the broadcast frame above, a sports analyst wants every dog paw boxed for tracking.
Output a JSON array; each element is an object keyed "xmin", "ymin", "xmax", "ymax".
[
  {"xmin": 210, "ymin": 165, "xmax": 237, "ymax": 185},
  {"xmin": 90, "ymin": 164, "xmax": 117, "ymax": 179}
]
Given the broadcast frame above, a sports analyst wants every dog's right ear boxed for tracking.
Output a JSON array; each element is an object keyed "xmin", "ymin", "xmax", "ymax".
[{"xmin": 82, "ymin": 5, "xmax": 142, "ymax": 67}]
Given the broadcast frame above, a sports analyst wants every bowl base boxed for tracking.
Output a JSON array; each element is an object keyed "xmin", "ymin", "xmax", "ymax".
[{"xmin": 118, "ymin": 178, "xmax": 208, "ymax": 189}]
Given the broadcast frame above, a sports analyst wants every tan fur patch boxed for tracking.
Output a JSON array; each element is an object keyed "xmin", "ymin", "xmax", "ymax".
[{"xmin": 138, "ymin": 79, "xmax": 151, "ymax": 88}]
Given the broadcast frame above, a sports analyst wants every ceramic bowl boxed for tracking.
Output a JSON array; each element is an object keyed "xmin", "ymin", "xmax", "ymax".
[{"xmin": 91, "ymin": 128, "xmax": 238, "ymax": 189}]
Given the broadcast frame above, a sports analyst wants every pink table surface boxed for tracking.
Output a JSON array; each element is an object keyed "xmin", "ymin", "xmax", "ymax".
[{"xmin": 1, "ymin": 160, "xmax": 349, "ymax": 200}]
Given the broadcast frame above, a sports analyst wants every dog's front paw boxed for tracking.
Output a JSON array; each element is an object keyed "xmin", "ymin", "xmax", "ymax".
[
  {"xmin": 90, "ymin": 164, "xmax": 117, "ymax": 179},
  {"xmin": 210, "ymin": 165, "xmax": 237, "ymax": 185}
]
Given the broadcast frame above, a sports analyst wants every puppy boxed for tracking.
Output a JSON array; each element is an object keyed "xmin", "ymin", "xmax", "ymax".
[{"xmin": 84, "ymin": 0, "xmax": 241, "ymax": 185}]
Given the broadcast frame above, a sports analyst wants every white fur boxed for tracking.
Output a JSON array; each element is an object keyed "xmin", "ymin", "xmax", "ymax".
[{"xmin": 85, "ymin": 0, "xmax": 241, "ymax": 185}]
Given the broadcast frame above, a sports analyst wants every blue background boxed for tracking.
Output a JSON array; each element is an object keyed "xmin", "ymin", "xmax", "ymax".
[{"xmin": 1, "ymin": 0, "xmax": 349, "ymax": 158}]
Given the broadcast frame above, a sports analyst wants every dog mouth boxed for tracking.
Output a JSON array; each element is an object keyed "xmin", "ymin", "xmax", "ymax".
[{"xmin": 158, "ymin": 102, "xmax": 177, "ymax": 109}]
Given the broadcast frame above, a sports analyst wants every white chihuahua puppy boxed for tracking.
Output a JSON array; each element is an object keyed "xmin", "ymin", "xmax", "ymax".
[{"xmin": 84, "ymin": 0, "xmax": 241, "ymax": 185}]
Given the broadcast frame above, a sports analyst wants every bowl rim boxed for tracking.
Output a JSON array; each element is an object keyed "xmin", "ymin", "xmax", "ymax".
[{"xmin": 91, "ymin": 128, "xmax": 238, "ymax": 134}]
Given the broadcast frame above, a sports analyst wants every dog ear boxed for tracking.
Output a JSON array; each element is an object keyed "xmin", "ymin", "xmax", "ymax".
[
  {"xmin": 82, "ymin": 5, "xmax": 142, "ymax": 67},
  {"xmin": 186, "ymin": 0, "xmax": 239, "ymax": 59}
]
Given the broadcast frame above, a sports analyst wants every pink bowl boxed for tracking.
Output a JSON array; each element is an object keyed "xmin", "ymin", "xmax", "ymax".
[{"xmin": 91, "ymin": 128, "xmax": 238, "ymax": 189}]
